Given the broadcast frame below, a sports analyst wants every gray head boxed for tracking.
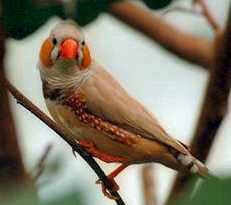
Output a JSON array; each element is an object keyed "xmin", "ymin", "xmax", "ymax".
[
  {"xmin": 39, "ymin": 20, "xmax": 92, "ymax": 94},
  {"xmin": 39, "ymin": 20, "xmax": 91, "ymax": 71}
]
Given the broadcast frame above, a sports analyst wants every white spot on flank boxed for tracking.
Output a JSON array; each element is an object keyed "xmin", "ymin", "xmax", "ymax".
[
  {"xmin": 178, "ymin": 154, "xmax": 194, "ymax": 166},
  {"xmin": 195, "ymin": 159, "xmax": 204, "ymax": 167},
  {"xmin": 191, "ymin": 164, "xmax": 199, "ymax": 173}
]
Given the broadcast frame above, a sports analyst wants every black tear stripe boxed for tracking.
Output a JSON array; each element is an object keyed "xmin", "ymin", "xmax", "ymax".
[{"xmin": 42, "ymin": 81, "xmax": 64, "ymax": 101}]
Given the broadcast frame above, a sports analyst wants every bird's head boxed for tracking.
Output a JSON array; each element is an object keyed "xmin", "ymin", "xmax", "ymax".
[{"xmin": 39, "ymin": 21, "xmax": 91, "ymax": 72}]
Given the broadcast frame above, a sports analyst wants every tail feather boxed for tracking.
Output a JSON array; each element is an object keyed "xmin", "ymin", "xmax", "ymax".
[{"xmin": 177, "ymin": 153, "xmax": 210, "ymax": 178}]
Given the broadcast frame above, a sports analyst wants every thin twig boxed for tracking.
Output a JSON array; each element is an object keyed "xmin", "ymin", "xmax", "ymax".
[
  {"xmin": 4, "ymin": 78, "xmax": 126, "ymax": 205},
  {"xmin": 34, "ymin": 144, "xmax": 53, "ymax": 180},
  {"xmin": 163, "ymin": 1, "xmax": 220, "ymax": 32},
  {"xmin": 108, "ymin": 1, "xmax": 213, "ymax": 69},
  {"xmin": 162, "ymin": 6, "xmax": 202, "ymax": 16},
  {"xmin": 166, "ymin": 5, "xmax": 231, "ymax": 205},
  {"xmin": 193, "ymin": 0, "xmax": 221, "ymax": 31}
]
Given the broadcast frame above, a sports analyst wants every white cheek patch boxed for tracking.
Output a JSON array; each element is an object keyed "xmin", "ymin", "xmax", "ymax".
[
  {"xmin": 51, "ymin": 46, "xmax": 59, "ymax": 62},
  {"xmin": 78, "ymin": 48, "xmax": 83, "ymax": 65}
]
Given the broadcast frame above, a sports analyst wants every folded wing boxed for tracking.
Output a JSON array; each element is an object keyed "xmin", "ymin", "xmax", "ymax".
[{"xmin": 81, "ymin": 64, "xmax": 188, "ymax": 155}]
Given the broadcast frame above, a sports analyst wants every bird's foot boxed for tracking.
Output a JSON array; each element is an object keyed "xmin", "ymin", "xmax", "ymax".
[
  {"xmin": 96, "ymin": 176, "xmax": 119, "ymax": 200},
  {"xmin": 96, "ymin": 164, "xmax": 129, "ymax": 200}
]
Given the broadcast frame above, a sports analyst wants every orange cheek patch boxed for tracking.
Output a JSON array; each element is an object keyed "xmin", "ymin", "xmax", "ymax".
[
  {"xmin": 81, "ymin": 45, "xmax": 91, "ymax": 69},
  {"xmin": 40, "ymin": 38, "xmax": 53, "ymax": 67}
]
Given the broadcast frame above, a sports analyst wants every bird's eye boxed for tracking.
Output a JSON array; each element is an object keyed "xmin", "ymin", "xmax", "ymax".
[
  {"xmin": 52, "ymin": 38, "xmax": 57, "ymax": 45},
  {"xmin": 81, "ymin": 41, "xmax": 85, "ymax": 46}
]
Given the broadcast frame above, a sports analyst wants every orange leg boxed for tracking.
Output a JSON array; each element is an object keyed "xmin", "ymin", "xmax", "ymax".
[
  {"xmin": 108, "ymin": 163, "xmax": 128, "ymax": 179},
  {"xmin": 77, "ymin": 140, "xmax": 129, "ymax": 199},
  {"xmin": 96, "ymin": 164, "xmax": 129, "ymax": 199}
]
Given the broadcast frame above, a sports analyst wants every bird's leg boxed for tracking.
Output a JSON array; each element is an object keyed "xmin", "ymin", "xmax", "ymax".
[
  {"xmin": 75, "ymin": 139, "xmax": 129, "ymax": 199},
  {"xmin": 96, "ymin": 164, "xmax": 129, "ymax": 199}
]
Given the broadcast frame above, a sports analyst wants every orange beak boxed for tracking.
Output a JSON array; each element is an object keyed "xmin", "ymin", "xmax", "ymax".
[{"xmin": 60, "ymin": 39, "xmax": 79, "ymax": 59}]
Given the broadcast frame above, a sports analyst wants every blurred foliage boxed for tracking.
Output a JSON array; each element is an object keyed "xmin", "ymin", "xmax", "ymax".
[
  {"xmin": 142, "ymin": 0, "xmax": 173, "ymax": 10},
  {"xmin": 42, "ymin": 192, "xmax": 85, "ymax": 205},
  {"xmin": 3, "ymin": 0, "xmax": 174, "ymax": 40},
  {"xmin": 1, "ymin": 154, "xmax": 85, "ymax": 205},
  {"xmin": 175, "ymin": 177, "xmax": 231, "ymax": 205},
  {"xmin": 3, "ymin": 0, "xmax": 65, "ymax": 39},
  {"xmin": 74, "ymin": 0, "xmax": 120, "ymax": 26},
  {"xmin": 2, "ymin": 189, "xmax": 85, "ymax": 205},
  {"xmin": 2, "ymin": 176, "xmax": 231, "ymax": 205}
]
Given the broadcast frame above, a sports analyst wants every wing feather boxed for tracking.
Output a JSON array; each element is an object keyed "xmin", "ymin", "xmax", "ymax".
[{"xmin": 81, "ymin": 63, "xmax": 188, "ymax": 154}]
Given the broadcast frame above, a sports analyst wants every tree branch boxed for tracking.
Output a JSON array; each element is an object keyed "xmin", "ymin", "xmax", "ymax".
[
  {"xmin": 194, "ymin": 0, "xmax": 221, "ymax": 31},
  {"xmin": 162, "ymin": 6, "xmax": 202, "ymax": 16},
  {"xmin": 3, "ymin": 78, "xmax": 126, "ymax": 205},
  {"xmin": 166, "ymin": 5, "xmax": 231, "ymax": 204},
  {"xmin": 163, "ymin": 0, "xmax": 220, "ymax": 33},
  {"xmin": 0, "ymin": 1, "xmax": 33, "ymax": 198},
  {"xmin": 142, "ymin": 165, "xmax": 157, "ymax": 205},
  {"xmin": 108, "ymin": 1, "xmax": 214, "ymax": 69}
]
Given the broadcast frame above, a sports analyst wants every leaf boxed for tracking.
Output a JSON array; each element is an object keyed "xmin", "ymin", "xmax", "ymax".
[
  {"xmin": 2, "ymin": 189, "xmax": 39, "ymax": 205},
  {"xmin": 175, "ymin": 177, "xmax": 231, "ymax": 205},
  {"xmin": 3, "ymin": 0, "xmax": 65, "ymax": 40},
  {"xmin": 43, "ymin": 192, "xmax": 85, "ymax": 205},
  {"xmin": 142, "ymin": 0, "xmax": 174, "ymax": 10},
  {"xmin": 74, "ymin": 0, "xmax": 120, "ymax": 26},
  {"xmin": 2, "ymin": 189, "xmax": 84, "ymax": 205},
  {"xmin": 3, "ymin": 0, "xmax": 121, "ymax": 39}
]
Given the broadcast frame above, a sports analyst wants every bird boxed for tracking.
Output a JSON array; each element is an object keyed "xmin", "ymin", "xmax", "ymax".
[{"xmin": 38, "ymin": 20, "xmax": 209, "ymax": 199}]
